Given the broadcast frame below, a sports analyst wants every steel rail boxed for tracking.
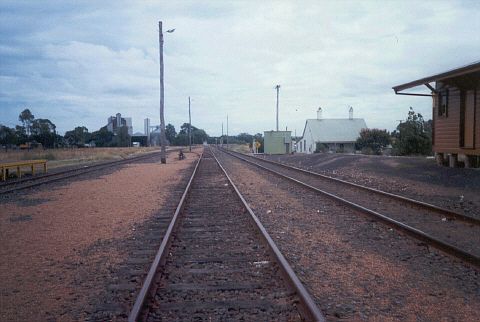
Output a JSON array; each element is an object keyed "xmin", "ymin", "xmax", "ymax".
[
  {"xmin": 211, "ymin": 148, "xmax": 326, "ymax": 322},
  {"xmin": 0, "ymin": 148, "xmax": 182, "ymax": 195},
  {"xmin": 129, "ymin": 148, "xmax": 325, "ymax": 321},
  {"xmin": 0, "ymin": 149, "xmax": 179, "ymax": 188},
  {"xmin": 233, "ymin": 150, "xmax": 479, "ymax": 226},
  {"xmin": 220, "ymin": 148, "xmax": 480, "ymax": 268},
  {"xmin": 128, "ymin": 152, "xmax": 202, "ymax": 322}
]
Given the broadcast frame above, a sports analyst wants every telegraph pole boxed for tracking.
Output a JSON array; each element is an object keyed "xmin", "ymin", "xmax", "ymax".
[
  {"xmin": 275, "ymin": 84, "xmax": 280, "ymax": 131},
  {"xmin": 188, "ymin": 96, "xmax": 192, "ymax": 152},
  {"xmin": 159, "ymin": 21, "xmax": 167, "ymax": 164},
  {"xmin": 226, "ymin": 115, "xmax": 229, "ymax": 150}
]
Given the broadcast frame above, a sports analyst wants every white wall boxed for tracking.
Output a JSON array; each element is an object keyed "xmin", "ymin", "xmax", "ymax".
[{"xmin": 298, "ymin": 123, "xmax": 316, "ymax": 154}]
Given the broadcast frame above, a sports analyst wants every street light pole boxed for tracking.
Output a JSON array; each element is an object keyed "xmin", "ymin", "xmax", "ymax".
[
  {"xmin": 158, "ymin": 21, "xmax": 167, "ymax": 164},
  {"xmin": 275, "ymin": 84, "xmax": 280, "ymax": 131}
]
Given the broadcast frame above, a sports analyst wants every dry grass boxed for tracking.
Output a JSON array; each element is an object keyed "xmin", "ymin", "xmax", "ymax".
[
  {"xmin": 228, "ymin": 144, "xmax": 251, "ymax": 154},
  {"xmin": 0, "ymin": 147, "xmax": 161, "ymax": 169}
]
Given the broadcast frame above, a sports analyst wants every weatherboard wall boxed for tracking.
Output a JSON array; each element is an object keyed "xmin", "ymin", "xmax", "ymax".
[{"xmin": 433, "ymin": 81, "xmax": 480, "ymax": 155}]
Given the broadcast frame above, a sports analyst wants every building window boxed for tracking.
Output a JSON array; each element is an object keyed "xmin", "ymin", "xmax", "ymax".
[
  {"xmin": 304, "ymin": 140, "xmax": 306, "ymax": 151},
  {"xmin": 438, "ymin": 89, "xmax": 449, "ymax": 117}
]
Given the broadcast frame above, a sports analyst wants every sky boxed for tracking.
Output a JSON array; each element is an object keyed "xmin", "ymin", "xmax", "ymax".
[{"xmin": 1, "ymin": 0, "xmax": 479, "ymax": 136}]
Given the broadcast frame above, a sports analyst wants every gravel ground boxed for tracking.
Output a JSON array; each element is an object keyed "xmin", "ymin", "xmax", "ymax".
[
  {"xmin": 264, "ymin": 153, "xmax": 480, "ymax": 219},
  {"xmin": 215, "ymin": 149, "xmax": 480, "ymax": 321},
  {"xmin": 0, "ymin": 149, "xmax": 200, "ymax": 321},
  {"xmin": 146, "ymin": 152, "xmax": 303, "ymax": 321}
]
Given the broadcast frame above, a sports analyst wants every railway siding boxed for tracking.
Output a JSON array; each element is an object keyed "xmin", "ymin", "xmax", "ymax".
[
  {"xmin": 213, "ymin": 147, "xmax": 480, "ymax": 321},
  {"xmin": 0, "ymin": 148, "xmax": 182, "ymax": 195},
  {"xmin": 225, "ymin": 149, "xmax": 480, "ymax": 265}
]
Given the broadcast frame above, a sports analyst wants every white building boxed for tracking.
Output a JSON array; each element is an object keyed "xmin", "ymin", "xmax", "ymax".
[{"xmin": 297, "ymin": 107, "xmax": 367, "ymax": 154}]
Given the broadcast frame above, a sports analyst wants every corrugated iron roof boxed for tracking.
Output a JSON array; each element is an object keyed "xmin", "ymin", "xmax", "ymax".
[
  {"xmin": 393, "ymin": 61, "xmax": 480, "ymax": 93},
  {"xmin": 303, "ymin": 118, "xmax": 367, "ymax": 143}
]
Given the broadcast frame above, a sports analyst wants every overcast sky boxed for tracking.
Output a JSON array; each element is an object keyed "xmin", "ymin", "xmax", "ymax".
[{"xmin": 1, "ymin": 0, "xmax": 479, "ymax": 136}]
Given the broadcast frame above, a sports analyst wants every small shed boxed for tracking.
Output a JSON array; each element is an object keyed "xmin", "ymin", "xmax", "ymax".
[
  {"xmin": 264, "ymin": 131, "xmax": 292, "ymax": 154},
  {"xmin": 393, "ymin": 61, "xmax": 480, "ymax": 167}
]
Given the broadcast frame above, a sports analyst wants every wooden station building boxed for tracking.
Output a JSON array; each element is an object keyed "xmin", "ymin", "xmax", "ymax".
[{"xmin": 393, "ymin": 61, "xmax": 480, "ymax": 168}]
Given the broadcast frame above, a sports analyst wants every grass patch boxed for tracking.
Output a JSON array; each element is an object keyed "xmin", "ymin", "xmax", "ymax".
[
  {"xmin": 229, "ymin": 144, "xmax": 251, "ymax": 154},
  {"xmin": 0, "ymin": 147, "xmax": 160, "ymax": 168}
]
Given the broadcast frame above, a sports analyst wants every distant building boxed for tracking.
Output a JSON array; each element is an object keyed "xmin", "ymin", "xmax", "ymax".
[
  {"xmin": 144, "ymin": 118, "xmax": 165, "ymax": 146},
  {"xmin": 264, "ymin": 130, "xmax": 292, "ymax": 154},
  {"xmin": 131, "ymin": 132, "xmax": 148, "ymax": 147},
  {"xmin": 107, "ymin": 113, "xmax": 133, "ymax": 136},
  {"xmin": 393, "ymin": 61, "xmax": 480, "ymax": 168},
  {"xmin": 297, "ymin": 107, "xmax": 367, "ymax": 154},
  {"xmin": 144, "ymin": 118, "xmax": 151, "ymax": 145},
  {"xmin": 149, "ymin": 126, "xmax": 161, "ymax": 146}
]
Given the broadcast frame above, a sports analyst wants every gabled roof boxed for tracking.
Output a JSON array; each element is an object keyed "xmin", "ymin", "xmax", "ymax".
[
  {"xmin": 302, "ymin": 118, "xmax": 367, "ymax": 143},
  {"xmin": 393, "ymin": 61, "xmax": 480, "ymax": 95}
]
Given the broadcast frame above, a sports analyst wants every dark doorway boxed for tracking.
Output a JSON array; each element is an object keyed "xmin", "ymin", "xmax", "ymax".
[{"xmin": 461, "ymin": 90, "xmax": 476, "ymax": 148}]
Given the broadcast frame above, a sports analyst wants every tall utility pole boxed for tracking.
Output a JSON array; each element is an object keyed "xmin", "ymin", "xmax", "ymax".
[
  {"xmin": 158, "ymin": 21, "xmax": 167, "ymax": 164},
  {"xmin": 226, "ymin": 115, "xmax": 229, "ymax": 150},
  {"xmin": 188, "ymin": 96, "xmax": 192, "ymax": 152},
  {"xmin": 275, "ymin": 85, "xmax": 280, "ymax": 131},
  {"xmin": 221, "ymin": 122, "xmax": 224, "ymax": 146}
]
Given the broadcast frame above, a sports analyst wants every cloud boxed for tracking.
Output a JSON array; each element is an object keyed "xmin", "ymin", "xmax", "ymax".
[{"xmin": 1, "ymin": 0, "xmax": 480, "ymax": 136}]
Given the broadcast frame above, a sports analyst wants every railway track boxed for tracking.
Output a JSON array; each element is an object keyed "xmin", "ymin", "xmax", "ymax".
[
  {"xmin": 129, "ymin": 148, "xmax": 324, "ymax": 321},
  {"xmin": 255, "ymin": 153, "xmax": 479, "ymax": 225},
  {"xmin": 217, "ymin": 148, "xmax": 480, "ymax": 268},
  {"xmin": 0, "ymin": 148, "xmax": 181, "ymax": 195}
]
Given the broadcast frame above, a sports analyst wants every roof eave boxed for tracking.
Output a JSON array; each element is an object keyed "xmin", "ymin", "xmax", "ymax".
[{"xmin": 392, "ymin": 61, "xmax": 480, "ymax": 94}]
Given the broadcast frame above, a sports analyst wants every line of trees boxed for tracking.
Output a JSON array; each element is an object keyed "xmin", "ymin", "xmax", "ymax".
[
  {"xmin": 165, "ymin": 123, "xmax": 209, "ymax": 146},
  {"xmin": 1, "ymin": 109, "xmax": 61, "ymax": 149},
  {"xmin": 3, "ymin": 107, "xmax": 431, "ymax": 156},
  {"xmin": 164, "ymin": 123, "xmax": 264, "ymax": 151},
  {"xmin": 0, "ymin": 108, "xmax": 131, "ymax": 149}
]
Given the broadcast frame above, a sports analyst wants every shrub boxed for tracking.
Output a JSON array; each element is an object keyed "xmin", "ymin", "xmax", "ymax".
[{"xmin": 355, "ymin": 128, "xmax": 391, "ymax": 155}]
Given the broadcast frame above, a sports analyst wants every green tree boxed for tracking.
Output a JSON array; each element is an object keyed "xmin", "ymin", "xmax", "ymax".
[
  {"xmin": 165, "ymin": 123, "xmax": 177, "ymax": 144},
  {"xmin": 392, "ymin": 107, "xmax": 432, "ymax": 155},
  {"xmin": 192, "ymin": 128, "xmax": 208, "ymax": 144},
  {"xmin": 31, "ymin": 118, "xmax": 57, "ymax": 148},
  {"xmin": 115, "ymin": 126, "xmax": 131, "ymax": 147},
  {"xmin": 64, "ymin": 126, "xmax": 90, "ymax": 146},
  {"xmin": 90, "ymin": 126, "xmax": 114, "ymax": 147},
  {"xmin": 236, "ymin": 133, "xmax": 254, "ymax": 144},
  {"xmin": 54, "ymin": 133, "xmax": 66, "ymax": 147},
  {"xmin": 18, "ymin": 108, "xmax": 35, "ymax": 136},
  {"xmin": 355, "ymin": 128, "xmax": 391, "ymax": 155},
  {"xmin": 0, "ymin": 125, "xmax": 17, "ymax": 148},
  {"xmin": 174, "ymin": 123, "xmax": 209, "ymax": 146},
  {"xmin": 15, "ymin": 125, "xmax": 28, "ymax": 145}
]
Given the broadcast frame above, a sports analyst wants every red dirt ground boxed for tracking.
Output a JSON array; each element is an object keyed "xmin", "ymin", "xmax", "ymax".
[{"xmin": 0, "ymin": 150, "xmax": 199, "ymax": 321}]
